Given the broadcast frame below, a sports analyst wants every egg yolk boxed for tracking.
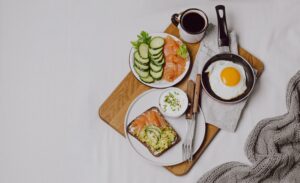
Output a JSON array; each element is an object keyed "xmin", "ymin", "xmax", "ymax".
[{"xmin": 221, "ymin": 67, "xmax": 241, "ymax": 86}]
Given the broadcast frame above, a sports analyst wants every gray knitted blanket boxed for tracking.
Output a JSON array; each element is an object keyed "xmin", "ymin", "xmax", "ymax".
[{"xmin": 198, "ymin": 71, "xmax": 300, "ymax": 183}]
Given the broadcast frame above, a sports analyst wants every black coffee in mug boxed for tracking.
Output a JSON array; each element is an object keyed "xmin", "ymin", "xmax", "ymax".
[
  {"xmin": 171, "ymin": 8, "xmax": 208, "ymax": 43},
  {"xmin": 181, "ymin": 12, "xmax": 206, "ymax": 34}
]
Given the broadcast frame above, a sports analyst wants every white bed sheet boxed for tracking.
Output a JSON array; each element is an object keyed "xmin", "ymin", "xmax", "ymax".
[{"xmin": 0, "ymin": 0, "xmax": 300, "ymax": 183}]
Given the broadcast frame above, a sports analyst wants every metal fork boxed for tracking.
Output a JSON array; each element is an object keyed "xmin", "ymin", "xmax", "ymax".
[
  {"xmin": 182, "ymin": 117, "xmax": 191, "ymax": 162},
  {"xmin": 182, "ymin": 114, "xmax": 195, "ymax": 162},
  {"xmin": 188, "ymin": 114, "xmax": 196, "ymax": 162}
]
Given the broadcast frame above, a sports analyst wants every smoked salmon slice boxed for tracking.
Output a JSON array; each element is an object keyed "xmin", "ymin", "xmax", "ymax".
[
  {"xmin": 145, "ymin": 110, "xmax": 161, "ymax": 127},
  {"xmin": 162, "ymin": 36, "xmax": 187, "ymax": 82},
  {"xmin": 129, "ymin": 108, "xmax": 164, "ymax": 133},
  {"xmin": 130, "ymin": 115, "xmax": 147, "ymax": 133}
]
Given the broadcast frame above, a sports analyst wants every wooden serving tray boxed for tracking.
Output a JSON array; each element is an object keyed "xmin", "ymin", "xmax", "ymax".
[{"xmin": 99, "ymin": 24, "xmax": 264, "ymax": 176}]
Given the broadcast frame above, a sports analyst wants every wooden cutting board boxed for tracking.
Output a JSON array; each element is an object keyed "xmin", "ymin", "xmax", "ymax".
[{"xmin": 99, "ymin": 24, "xmax": 264, "ymax": 176}]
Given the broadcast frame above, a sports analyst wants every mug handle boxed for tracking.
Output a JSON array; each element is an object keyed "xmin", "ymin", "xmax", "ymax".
[{"xmin": 171, "ymin": 13, "xmax": 180, "ymax": 26}]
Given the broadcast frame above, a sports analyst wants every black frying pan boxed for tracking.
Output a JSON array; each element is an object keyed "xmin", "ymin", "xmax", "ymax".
[{"xmin": 201, "ymin": 5, "xmax": 256, "ymax": 103}]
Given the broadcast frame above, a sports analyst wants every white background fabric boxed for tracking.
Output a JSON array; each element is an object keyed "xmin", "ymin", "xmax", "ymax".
[{"xmin": 0, "ymin": 0, "xmax": 300, "ymax": 183}]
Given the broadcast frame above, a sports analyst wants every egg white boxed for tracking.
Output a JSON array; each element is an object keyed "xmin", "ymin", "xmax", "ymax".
[{"xmin": 205, "ymin": 60, "xmax": 247, "ymax": 100}]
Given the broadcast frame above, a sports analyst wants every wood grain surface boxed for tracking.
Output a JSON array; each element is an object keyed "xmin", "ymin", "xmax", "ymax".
[
  {"xmin": 185, "ymin": 80, "xmax": 195, "ymax": 119},
  {"xmin": 99, "ymin": 23, "xmax": 264, "ymax": 176}
]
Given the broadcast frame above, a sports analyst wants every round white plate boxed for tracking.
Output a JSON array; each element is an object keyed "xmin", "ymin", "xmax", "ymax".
[
  {"xmin": 124, "ymin": 89, "xmax": 206, "ymax": 166},
  {"xmin": 129, "ymin": 33, "xmax": 191, "ymax": 88}
]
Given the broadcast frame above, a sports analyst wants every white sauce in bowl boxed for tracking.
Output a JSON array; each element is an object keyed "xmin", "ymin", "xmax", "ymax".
[{"xmin": 159, "ymin": 88, "xmax": 188, "ymax": 118}]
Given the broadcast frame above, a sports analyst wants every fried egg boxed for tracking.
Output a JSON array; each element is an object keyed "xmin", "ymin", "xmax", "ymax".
[{"xmin": 205, "ymin": 61, "xmax": 247, "ymax": 100}]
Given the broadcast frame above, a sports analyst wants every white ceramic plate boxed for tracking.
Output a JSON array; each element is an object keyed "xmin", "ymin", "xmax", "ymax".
[
  {"xmin": 124, "ymin": 89, "xmax": 206, "ymax": 166},
  {"xmin": 129, "ymin": 33, "xmax": 191, "ymax": 88}
]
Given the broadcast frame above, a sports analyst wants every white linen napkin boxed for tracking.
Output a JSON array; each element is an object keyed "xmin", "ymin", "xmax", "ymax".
[{"xmin": 195, "ymin": 24, "xmax": 248, "ymax": 132}]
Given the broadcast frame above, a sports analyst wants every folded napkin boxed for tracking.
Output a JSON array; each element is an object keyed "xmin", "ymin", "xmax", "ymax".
[{"xmin": 195, "ymin": 24, "xmax": 248, "ymax": 132}]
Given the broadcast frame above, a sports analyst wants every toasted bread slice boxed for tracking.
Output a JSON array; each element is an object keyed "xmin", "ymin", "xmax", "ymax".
[{"xmin": 127, "ymin": 107, "xmax": 180, "ymax": 157}]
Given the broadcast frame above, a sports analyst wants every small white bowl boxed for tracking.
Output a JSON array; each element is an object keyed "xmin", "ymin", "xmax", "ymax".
[{"xmin": 159, "ymin": 87, "xmax": 188, "ymax": 118}]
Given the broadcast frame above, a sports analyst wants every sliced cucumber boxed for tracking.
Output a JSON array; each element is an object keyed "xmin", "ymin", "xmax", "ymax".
[
  {"xmin": 150, "ymin": 69, "xmax": 163, "ymax": 80},
  {"xmin": 134, "ymin": 59, "xmax": 149, "ymax": 70},
  {"xmin": 151, "ymin": 53, "xmax": 163, "ymax": 63},
  {"xmin": 134, "ymin": 51, "xmax": 149, "ymax": 64},
  {"xmin": 134, "ymin": 65, "xmax": 149, "ymax": 78},
  {"xmin": 150, "ymin": 37, "xmax": 165, "ymax": 49},
  {"xmin": 139, "ymin": 43, "xmax": 149, "ymax": 59},
  {"xmin": 150, "ymin": 62, "xmax": 162, "ymax": 72},
  {"xmin": 140, "ymin": 75, "xmax": 154, "ymax": 83},
  {"xmin": 151, "ymin": 52, "xmax": 163, "ymax": 60},
  {"xmin": 152, "ymin": 58, "xmax": 165, "ymax": 66},
  {"xmin": 149, "ymin": 47, "xmax": 163, "ymax": 56}
]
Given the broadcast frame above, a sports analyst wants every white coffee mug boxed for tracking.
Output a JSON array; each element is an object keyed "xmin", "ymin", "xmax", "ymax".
[{"xmin": 171, "ymin": 8, "xmax": 209, "ymax": 43}]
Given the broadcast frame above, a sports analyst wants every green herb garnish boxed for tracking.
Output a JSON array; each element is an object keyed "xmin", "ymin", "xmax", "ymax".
[
  {"xmin": 177, "ymin": 44, "xmax": 188, "ymax": 59},
  {"xmin": 131, "ymin": 31, "xmax": 152, "ymax": 50},
  {"xmin": 163, "ymin": 92, "xmax": 182, "ymax": 112}
]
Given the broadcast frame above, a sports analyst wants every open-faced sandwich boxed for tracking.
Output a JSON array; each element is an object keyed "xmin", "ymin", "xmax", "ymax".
[{"xmin": 127, "ymin": 107, "xmax": 180, "ymax": 157}]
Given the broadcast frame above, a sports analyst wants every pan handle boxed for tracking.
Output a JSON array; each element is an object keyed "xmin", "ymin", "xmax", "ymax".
[{"xmin": 215, "ymin": 5, "xmax": 230, "ymax": 47}]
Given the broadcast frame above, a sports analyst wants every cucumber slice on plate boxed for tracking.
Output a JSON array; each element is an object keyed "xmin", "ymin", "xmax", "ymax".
[
  {"xmin": 149, "ymin": 47, "xmax": 163, "ymax": 56},
  {"xmin": 140, "ymin": 75, "xmax": 154, "ymax": 83},
  {"xmin": 134, "ymin": 51, "xmax": 149, "ymax": 64},
  {"xmin": 133, "ymin": 65, "xmax": 149, "ymax": 78},
  {"xmin": 150, "ymin": 62, "xmax": 162, "ymax": 72},
  {"xmin": 152, "ymin": 58, "xmax": 165, "ymax": 66},
  {"xmin": 151, "ymin": 53, "xmax": 163, "ymax": 63},
  {"xmin": 139, "ymin": 43, "xmax": 149, "ymax": 59},
  {"xmin": 150, "ymin": 69, "xmax": 163, "ymax": 80},
  {"xmin": 134, "ymin": 59, "xmax": 149, "ymax": 70},
  {"xmin": 150, "ymin": 37, "xmax": 164, "ymax": 49},
  {"xmin": 151, "ymin": 52, "xmax": 163, "ymax": 60}
]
